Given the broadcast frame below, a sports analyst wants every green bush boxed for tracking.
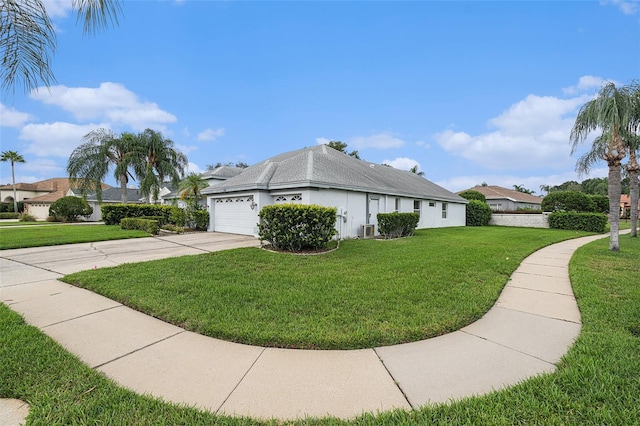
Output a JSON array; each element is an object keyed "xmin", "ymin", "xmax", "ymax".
[
  {"xmin": 138, "ymin": 215, "xmax": 166, "ymax": 225},
  {"xmin": 466, "ymin": 200, "xmax": 492, "ymax": 226},
  {"xmin": 0, "ymin": 201, "xmax": 23, "ymax": 213},
  {"xmin": 589, "ymin": 195, "xmax": 609, "ymax": 214},
  {"xmin": 0, "ymin": 212, "xmax": 19, "ymax": 219},
  {"xmin": 258, "ymin": 204, "xmax": 337, "ymax": 251},
  {"xmin": 458, "ymin": 190, "xmax": 486, "ymax": 202},
  {"xmin": 191, "ymin": 209, "xmax": 209, "ymax": 231},
  {"xmin": 542, "ymin": 191, "xmax": 595, "ymax": 212},
  {"xmin": 18, "ymin": 213, "xmax": 36, "ymax": 222},
  {"xmin": 49, "ymin": 196, "xmax": 93, "ymax": 222},
  {"xmin": 120, "ymin": 218, "xmax": 159, "ymax": 235},
  {"xmin": 101, "ymin": 204, "xmax": 182, "ymax": 225},
  {"xmin": 169, "ymin": 207, "xmax": 186, "ymax": 227},
  {"xmin": 377, "ymin": 212, "xmax": 420, "ymax": 238},
  {"xmin": 548, "ymin": 212, "xmax": 607, "ymax": 233}
]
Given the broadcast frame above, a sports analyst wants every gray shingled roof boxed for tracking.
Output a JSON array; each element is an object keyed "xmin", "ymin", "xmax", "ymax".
[
  {"xmin": 201, "ymin": 166, "xmax": 245, "ymax": 179},
  {"xmin": 202, "ymin": 145, "xmax": 467, "ymax": 203},
  {"xmin": 84, "ymin": 187, "xmax": 143, "ymax": 203}
]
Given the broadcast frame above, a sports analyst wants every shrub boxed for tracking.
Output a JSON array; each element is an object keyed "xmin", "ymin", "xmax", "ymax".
[
  {"xmin": 377, "ymin": 212, "xmax": 420, "ymax": 238},
  {"xmin": 49, "ymin": 196, "xmax": 93, "ymax": 222},
  {"xmin": 138, "ymin": 215, "xmax": 166, "ymax": 225},
  {"xmin": 168, "ymin": 206, "xmax": 186, "ymax": 227},
  {"xmin": 258, "ymin": 204, "xmax": 337, "ymax": 251},
  {"xmin": 18, "ymin": 213, "xmax": 36, "ymax": 222},
  {"xmin": 466, "ymin": 200, "xmax": 492, "ymax": 226},
  {"xmin": 458, "ymin": 190, "xmax": 486, "ymax": 202},
  {"xmin": 542, "ymin": 191, "xmax": 595, "ymax": 213},
  {"xmin": 120, "ymin": 218, "xmax": 159, "ymax": 235},
  {"xmin": 161, "ymin": 224, "xmax": 184, "ymax": 233},
  {"xmin": 589, "ymin": 195, "xmax": 609, "ymax": 214},
  {"xmin": 191, "ymin": 209, "xmax": 209, "ymax": 231},
  {"xmin": 101, "ymin": 204, "xmax": 181, "ymax": 225},
  {"xmin": 548, "ymin": 212, "xmax": 607, "ymax": 233},
  {"xmin": 0, "ymin": 201, "xmax": 23, "ymax": 213},
  {"xmin": 0, "ymin": 212, "xmax": 19, "ymax": 219}
]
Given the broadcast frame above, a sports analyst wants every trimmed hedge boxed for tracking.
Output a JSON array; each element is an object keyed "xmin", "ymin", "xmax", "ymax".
[
  {"xmin": 191, "ymin": 209, "xmax": 209, "ymax": 231},
  {"xmin": 377, "ymin": 212, "xmax": 420, "ymax": 238},
  {"xmin": 101, "ymin": 204, "xmax": 181, "ymax": 226},
  {"xmin": 458, "ymin": 190, "xmax": 486, "ymax": 202},
  {"xmin": 120, "ymin": 218, "xmax": 160, "ymax": 235},
  {"xmin": 548, "ymin": 212, "xmax": 607, "ymax": 233},
  {"xmin": 542, "ymin": 191, "xmax": 595, "ymax": 212},
  {"xmin": 589, "ymin": 195, "xmax": 609, "ymax": 214},
  {"xmin": 258, "ymin": 204, "xmax": 337, "ymax": 251},
  {"xmin": 0, "ymin": 201, "xmax": 23, "ymax": 213},
  {"xmin": 466, "ymin": 200, "xmax": 492, "ymax": 226},
  {"xmin": 0, "ymin": 212, "xmax": 19, "ymax": 219}
]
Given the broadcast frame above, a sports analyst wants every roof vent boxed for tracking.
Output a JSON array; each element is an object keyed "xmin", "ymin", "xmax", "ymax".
[{"xmin": 369, "ymin": 164, "xmax": 375, "ymax": 168}]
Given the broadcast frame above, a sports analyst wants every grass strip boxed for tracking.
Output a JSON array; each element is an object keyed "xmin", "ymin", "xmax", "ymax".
[
  {"xmin": 63, "ymin": 227, "xmax": 592, "ymax": 349},
  {"xmin": 0, "ymin": 224, "xmax": 149, "ymax": 250}
]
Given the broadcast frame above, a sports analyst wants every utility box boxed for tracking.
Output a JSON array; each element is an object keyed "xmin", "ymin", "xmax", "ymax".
[{"xmin": 361, "ymin": 224, "xmax": 375, "ymax": 239}]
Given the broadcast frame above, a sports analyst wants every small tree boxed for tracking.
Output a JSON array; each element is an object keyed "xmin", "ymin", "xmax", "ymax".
[
  {"xmin": 49, "ymin": 196, "xmax": 93, "ymax": 222},
  {"xmin": 542, "ymin": 191, "xmax": 596, "ymax": 213},
  {"xmin": 458, "ymin": 190, "xmax": 486, "ymax": 202}
]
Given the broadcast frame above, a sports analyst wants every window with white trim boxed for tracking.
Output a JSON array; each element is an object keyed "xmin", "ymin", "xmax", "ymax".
[
  {"xmin": 442, "ymin": 202, "xmax": 448, "ymax": 219},
  {"xmin": 413, "ymin": 200, "xmax": 421, "ymax": 218}
]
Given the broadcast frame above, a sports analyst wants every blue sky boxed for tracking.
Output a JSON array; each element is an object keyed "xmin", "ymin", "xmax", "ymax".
[{"xmin": 1, "ymin": 0, "xmax": 639, "ymax": 193}]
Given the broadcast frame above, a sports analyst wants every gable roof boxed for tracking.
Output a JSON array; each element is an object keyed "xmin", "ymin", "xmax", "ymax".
[
  {"xmin": 82, "ymin": 187, "xmax": 144, "ymax": 203},
  {"xmin": 463, "ymin": 185, "xmax": 543, "ymax": 204},
  {"xmin": 203, "ymin": 145, "xmax": 467, "ymax": 203},
  {"xmin": 0, "ymin": 177, "xmax": 72, "ymax": 193},
  {"xmin": 201, "ymin": 166, "xmax": 245, "ymax": 180}
]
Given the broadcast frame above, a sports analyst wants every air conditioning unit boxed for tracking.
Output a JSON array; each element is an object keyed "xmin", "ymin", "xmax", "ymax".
[{"xmin": 362, "ymin": 224, "xmax": 375, "ymax": 239}]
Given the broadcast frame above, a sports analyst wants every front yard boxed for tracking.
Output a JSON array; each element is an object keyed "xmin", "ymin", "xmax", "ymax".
[{"xmin": 1, "ymin": 229, "xmax": 638, "ymax": 424}]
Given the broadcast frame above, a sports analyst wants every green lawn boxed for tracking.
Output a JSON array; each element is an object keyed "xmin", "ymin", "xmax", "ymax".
[
  {"xmin": 0, "ymin": 224, "xmax": 149, "ymax": 250},
  {"xmin": 62, "ymin": 227, "xmax": 593, "ymax": 349},
  {"xmin": 1, "ymin": 231, "xmax": 638, "ymax": 424},
  {"xmin": 0, "ymin": 221, "xmax": 58, "ymax": 227}
]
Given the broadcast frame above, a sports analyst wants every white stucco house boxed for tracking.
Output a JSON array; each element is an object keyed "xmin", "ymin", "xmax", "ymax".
[
  {"xmin": 202, "ymin": 145, "xmax": 467, "ymax": 238},
  {"xmin": 159, "ymin": 165, "xmax": 245, "ymax": 207}
]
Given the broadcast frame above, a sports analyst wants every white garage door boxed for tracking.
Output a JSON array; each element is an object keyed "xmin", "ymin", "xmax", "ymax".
[{"xmin": 213, "ymin": 195, "xmax": 257, "ymax": 235}]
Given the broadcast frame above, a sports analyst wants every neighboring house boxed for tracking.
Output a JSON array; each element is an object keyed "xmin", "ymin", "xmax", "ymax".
[
  {"xmin": 620, "ymin": 194, "xmax": 640, "ymax": 218},
  {"xmin": 202, "ymin": 145, "xmax": 467, "ymax": 238},
  {"xmin": 1, "ymin": 178, "xmax": 108, "ymax": 220},
  {"xmin": 461, "ymin": 185, "xmax": 543, "ymax": 211},
  {"xmin": 69, "ymin": 187, "xmax": 145, "ymax": 221},
  {"xmin": 160, "ymin": 166, "xmax": 245, "ymax": 207}
]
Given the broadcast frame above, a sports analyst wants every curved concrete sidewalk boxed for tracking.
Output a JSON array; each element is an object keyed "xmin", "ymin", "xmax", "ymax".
[{"xmin": 0, "ymin": 232, "xmax": 609, "ymax": 421}]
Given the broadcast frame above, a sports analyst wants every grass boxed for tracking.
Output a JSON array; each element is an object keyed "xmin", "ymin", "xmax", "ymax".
[
  {"xmin": 0, "ymin": 224, "xmax": 149, "ymax": 250},
  {"xmin": 62, "ymin": 227, "xmax": 593, "ymax": 350},
  {"xmin": 1, "ymin": 230, "xmax": 638, "ymax": 424},
  {"xmin": 0, "ymin": 221, "xmax": 59, "ymax": 227}
]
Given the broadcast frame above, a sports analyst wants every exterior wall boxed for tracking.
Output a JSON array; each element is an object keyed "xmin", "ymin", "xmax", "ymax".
[
  {"xmin": 1, "ymin": 189, "xmax": 47, "ymax": 203},
  {"xmin": 489, "ymin": 213, "xmax": 549, "ymax": 228},
  {"xmin": 487, "ymin": 198, "xmax": 541, "ymax": 211}
]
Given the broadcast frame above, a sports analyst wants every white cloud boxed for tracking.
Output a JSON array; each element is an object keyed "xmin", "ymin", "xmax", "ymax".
[
  {"xmin": 176, "ymin": 144, "xmax": 198, "ymax": 155},
  {"xmin": 601, "ymin": 0, "xmax": 639, "ymax": 15},
  {"xmin": 433, "ymin": 84, "xmax": 598, "ymax": 171},
  {"xmin": 562, "ymin": 75, "xmax": 618, "ymax": 95},
  {"xmin": 415, "ymin": 140, "xmax": 430, "ymax": 148},
  {"xmin": 20, "ymin": 122, "xmax": 105, "ymax": 158},
  {"xmin": 382, "ymin": 157, "xmax": 420, "ymax": 171},
  {"xmin": 0, "ymin": 103, "xmax": 33, "ymax": 127},
  {"xmin": 350, "ymin": 132, "xmax": 406, "ymax": 149},
  {"xmin": 315, "ymin": 137, "xmax": 331, "ymax": 145},
  {"xmin": 196, "ymin": 127, "xmax": 225, "ymax": 141},
  {"xmin": 30, "ymin": 82, "xmax": 177, "ymax": 130},
  {"xmin": 41, "ymin": 0, "xmax": 73, "ymax": 18},
  {"xmin": 22, "ymin": 158, "xmax": 64, "ymax": 175},
  {"xmin": 185, "ymin": 162, "xmax": 203, "ymax": 174}
]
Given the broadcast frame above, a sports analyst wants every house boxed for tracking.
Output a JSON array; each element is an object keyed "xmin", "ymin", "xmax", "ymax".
[
  {"xmin": 202, "ymin": 145, "xmax": 467, "ymax": 238},
  {"xmin": 461, "ymin": 185, "xmax": 543, "ymax": 211},
  {"xmin": 1, "ymin": 178, "xmax": 109, "ymax": 220},
  {"xmin": 69, "ymin": 187, "xmax": 145, "ymax": 221},
  {"xmin": 620, "ymin": 194, "xmax": 640, "ymax": 218},
  {"xmin": 159, "ymin": 165, "xmax": 245, "ymax": 207}
]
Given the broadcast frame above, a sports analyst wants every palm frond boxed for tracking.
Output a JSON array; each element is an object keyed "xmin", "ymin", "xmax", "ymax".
[{"xmin": 73, "ymin": 0, "xmax": 122, "ymax": 35}]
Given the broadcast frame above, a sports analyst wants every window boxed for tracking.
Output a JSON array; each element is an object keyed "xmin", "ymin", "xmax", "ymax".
[
  {"xmin": 442, "ymin": 202, "xmax": 448, "ymax": 219},
  {"xmin": 429, "ymin": 201, "xmax": 436, "ymax": 207},
  {"xmin": 395, "ymin": 198, "xmax": 400, "ymax": 212},
  {"xmin": 413, "ymin": 200, "xmax": 421, "ymax": 218}
]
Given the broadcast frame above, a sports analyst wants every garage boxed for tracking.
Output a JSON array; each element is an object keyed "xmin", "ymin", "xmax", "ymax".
[{"xmin": 212, "ymin": 195, "xmax": 258, "ymax": 235}]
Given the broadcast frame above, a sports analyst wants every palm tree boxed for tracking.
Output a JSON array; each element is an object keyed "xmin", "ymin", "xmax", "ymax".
[
  {"xmin": 134, "ymin": 129, "xmax": 187, "ymax": 203},
  {"xmin": 179, "ymin": 173, "xmax": 208, "ymax": 210},
  {"xmin": 571, "ymin": 82, "xmax": 637, "ymax": 251},
  {"xmin": 627, "ymin": 146, "xmax": 639, "ymax": 237},
  {"xmin": 409, "ymin": 165, "xmax": 424, "ymax": 176},
  {"xmin": 0, "ymin": 150, "xmax": 26, "ymax": 212},
  {"xmin": 1, "ymin": 0, "xmax": 122, "ymax": 94},
  {"xmin": 67, "ymin": 128, "xmax": 137, "ymax": 203}
]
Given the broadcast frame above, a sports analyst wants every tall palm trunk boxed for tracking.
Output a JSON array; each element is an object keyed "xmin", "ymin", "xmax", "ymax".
[
  {"xmin": 628, "ymin": 149, "xmax": 639, "ymax": 238},
  {"xmin": 10, "ymin": 160, "xmax": 18, "ymax": 213},
  {"xmin": 120, "ymin": 175, "xmax": 128, "ymax": 204},
  {"xmin": 608, "ymin": 162, "xmax": 623, "ymax": 251}
]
